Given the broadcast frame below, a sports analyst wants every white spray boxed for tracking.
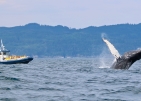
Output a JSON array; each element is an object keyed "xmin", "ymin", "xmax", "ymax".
[
  {"xmin": 98, "ymin": 47, "xmax": 114, "ymax": 68},
  {"xmin": 99, "ymin": 33, "xmax": 120, "ymax": 68}
]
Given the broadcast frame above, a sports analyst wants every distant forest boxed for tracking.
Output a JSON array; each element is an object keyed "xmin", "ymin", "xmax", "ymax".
[{"xmin": 0, "ymin": 23, "xmax": 141, "ymax": 57}]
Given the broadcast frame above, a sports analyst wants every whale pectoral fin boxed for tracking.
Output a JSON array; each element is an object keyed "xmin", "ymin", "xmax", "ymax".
[{"xmin": 102, "ymin": 38, "xmax": 121, "ymax": 59}]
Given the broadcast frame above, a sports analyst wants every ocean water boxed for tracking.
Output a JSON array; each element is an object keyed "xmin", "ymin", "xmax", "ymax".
[{"xmin": 0, "ymin": 57, "xmax": 141, "ymax": 101}]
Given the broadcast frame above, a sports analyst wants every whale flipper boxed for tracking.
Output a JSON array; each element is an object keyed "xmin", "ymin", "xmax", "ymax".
[
  {"xmin": 102, "ymin": 38, "xmax": 141, "ymax": 69},
  {"xmin": 102, "ymin": 38, "xmax": 121, "ymax": 60}
]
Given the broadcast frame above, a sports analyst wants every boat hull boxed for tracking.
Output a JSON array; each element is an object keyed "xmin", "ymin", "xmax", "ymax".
[{"xmin": 0, "ymin": 57, "xmax": 33, "ymax": 64}]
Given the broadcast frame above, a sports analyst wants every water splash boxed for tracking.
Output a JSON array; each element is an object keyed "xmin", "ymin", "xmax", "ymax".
[
  {"xmin": 98, "ymin": 47, "xmax": 114, "ymax": 68},
  {"xmin": 99, "ymin": 33, "xmax": 116, "ymax": 68},
  {"xmin": 101, "ymin": 33, "xmax": 109, "ymax": 40}
]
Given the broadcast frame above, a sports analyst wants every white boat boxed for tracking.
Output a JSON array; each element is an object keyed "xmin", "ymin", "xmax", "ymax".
[{"xmin": 0, "ymin": 40, "xmax": 33, "ymax": 64}]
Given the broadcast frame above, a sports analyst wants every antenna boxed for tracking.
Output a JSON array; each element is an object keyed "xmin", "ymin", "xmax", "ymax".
[{"xmin": 0, "ymin": 39, "xmax": 5, "ymax": 51}]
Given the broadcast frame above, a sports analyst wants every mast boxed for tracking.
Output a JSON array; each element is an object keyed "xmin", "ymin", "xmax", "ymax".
[
  {"xmin": 0, "ymin": 39, "xmax": 5, "ymax": 51},
  {"xmin": 0, "ymin": 39, "xmax": 4, "ymax": 61},
  {"xmin": 0, "ymin": 40, "xmax": 10, "ymax": 61}
]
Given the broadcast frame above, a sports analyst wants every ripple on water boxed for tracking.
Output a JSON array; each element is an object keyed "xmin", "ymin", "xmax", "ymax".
[
  {"xmin": 0, "ymin": 58, "xmax": 141, "ymax": 101},
  {"xmin": 0, "ymin": 76, "xmax": 20, "ymax": 81}
]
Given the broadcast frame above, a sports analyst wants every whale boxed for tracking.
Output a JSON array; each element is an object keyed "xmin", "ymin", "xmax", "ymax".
[{"xmin": 102, "ymin": 38, "xmax": 141, "ymax": 69}]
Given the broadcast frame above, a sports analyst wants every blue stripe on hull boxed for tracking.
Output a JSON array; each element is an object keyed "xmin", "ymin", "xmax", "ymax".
[{"xmin": 0, "ymin": 57, "xmax": 33, "ymax": 64}]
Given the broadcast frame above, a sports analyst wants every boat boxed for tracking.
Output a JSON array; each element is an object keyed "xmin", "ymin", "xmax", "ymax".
[{"xmin": 0, "ymin": 40, "xmax": 33, "ymax": 64}]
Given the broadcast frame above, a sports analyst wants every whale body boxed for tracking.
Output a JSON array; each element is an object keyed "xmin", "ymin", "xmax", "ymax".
[{"xmin": 102, "ymin": 38, "xmax": 141, "ymax": 69}]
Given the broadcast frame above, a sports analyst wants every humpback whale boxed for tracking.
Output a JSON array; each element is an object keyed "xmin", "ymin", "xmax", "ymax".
[{"xmin": 102, "ymin": 38, "xmax": 141, "ymax": 69}]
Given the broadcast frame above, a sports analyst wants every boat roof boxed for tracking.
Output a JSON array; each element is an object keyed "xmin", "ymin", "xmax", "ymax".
[{"xmin": 0, "ymin": 50, "xmax": 10, "ymax": 52}]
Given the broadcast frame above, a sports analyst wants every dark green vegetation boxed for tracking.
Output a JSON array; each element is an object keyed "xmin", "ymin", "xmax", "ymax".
[{"xmin": 0, "ymin": 23, "xmax": 141, "ymax": 57}]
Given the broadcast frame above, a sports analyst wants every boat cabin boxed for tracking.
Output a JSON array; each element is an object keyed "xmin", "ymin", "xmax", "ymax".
[
  {"xmin": 0, "ymin": 50, "xmax": 10, "ymax": 61},
  {"xmin": 0, "ymin": 40, "xmax": 10, "ymax": 61}
]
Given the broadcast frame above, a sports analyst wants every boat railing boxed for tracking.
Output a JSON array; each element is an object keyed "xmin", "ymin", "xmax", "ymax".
[{"xmin": 4, "ymin": 55, "xmax": 26, "ymax": 60}]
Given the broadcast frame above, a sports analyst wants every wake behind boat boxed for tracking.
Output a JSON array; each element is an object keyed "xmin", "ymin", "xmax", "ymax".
[{"xmin": 0, "ymin": 40, "xmax": 33, "ymax": 64}]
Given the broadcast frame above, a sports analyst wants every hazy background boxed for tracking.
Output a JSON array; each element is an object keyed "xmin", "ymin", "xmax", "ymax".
[{"xmin": 0, "ymin": 0, "xmax": 141, "ymax": 28}]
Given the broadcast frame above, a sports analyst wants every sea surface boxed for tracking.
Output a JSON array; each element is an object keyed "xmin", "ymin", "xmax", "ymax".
[{"xmin": 0, "ymin": 57, "xmax": 141, "ymax": 101}]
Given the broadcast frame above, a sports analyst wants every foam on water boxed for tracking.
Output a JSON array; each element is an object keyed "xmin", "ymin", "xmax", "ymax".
[{"xmin": 98, "ymin": 46, "xmax": 114, "ymax": 68}]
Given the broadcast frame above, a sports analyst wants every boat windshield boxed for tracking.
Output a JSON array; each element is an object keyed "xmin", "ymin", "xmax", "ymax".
[
  {"xmin": 0, "ymin": 51, "xmax": 10, "ymax": 55},
  {"xmin": 3, "ymin": 52, "xmax": 7, "ymax": 55}
]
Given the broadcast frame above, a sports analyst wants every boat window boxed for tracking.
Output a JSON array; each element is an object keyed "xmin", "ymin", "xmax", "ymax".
[{"xmin": 3, "ymin": 52, "xmax": 6, "ymax": 55}]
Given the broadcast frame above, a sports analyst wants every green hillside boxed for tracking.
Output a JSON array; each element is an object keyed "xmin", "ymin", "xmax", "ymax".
[{"xmin": 0, "ymin": 23, "xmax": 141, "ymax": 57}]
